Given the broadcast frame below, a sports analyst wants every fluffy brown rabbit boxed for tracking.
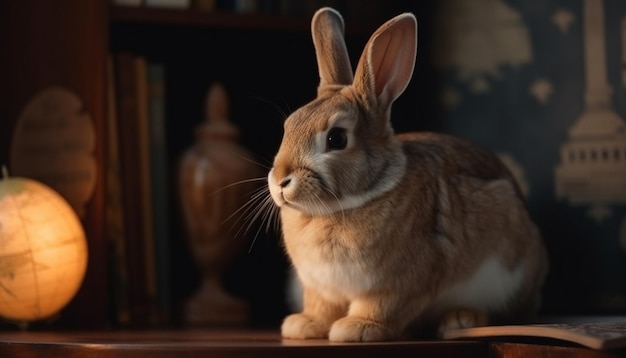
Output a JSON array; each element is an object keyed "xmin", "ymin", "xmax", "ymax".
[{"xmin": 267, "ymin": 7, "xmax": 549, "ymax": 342}]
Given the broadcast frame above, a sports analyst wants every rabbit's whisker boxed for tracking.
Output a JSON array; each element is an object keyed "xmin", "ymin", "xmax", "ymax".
[
  {"xmin": 251, "ymin": 95, "xmax": 292, "ymax": 123},
  {"xmin": 324, "ymin": 187, "xmax": 346, "ymax": 222},
  {"xmin": 220, "ymin": 180, "xmax": 268, "ymax": 225},
  {"xmin": 224, "ymin": 187, "xmax": 267, "ymax": 242},
  {"xmin": 212, "ymin": 177, "xmax": 267, "ymax": 195},
  {"xmin": 247, "ymin": 190, "xmax": 280, "ymax": 253}
]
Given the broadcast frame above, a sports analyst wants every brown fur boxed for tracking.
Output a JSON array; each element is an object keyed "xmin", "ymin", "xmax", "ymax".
[{"xmin": 268, "ymin": 8, "xmax": 549, "ymax": 342}]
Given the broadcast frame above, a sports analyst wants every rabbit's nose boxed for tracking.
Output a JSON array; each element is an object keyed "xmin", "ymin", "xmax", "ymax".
[{"xmin": 279, "ymin": 176, "xmax": 292, "ymax": 188}]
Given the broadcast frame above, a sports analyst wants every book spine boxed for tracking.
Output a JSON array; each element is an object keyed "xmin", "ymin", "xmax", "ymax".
[
  {"xmin": 105, "ymin": 55, "xmax": 131, "ymax": 326},
  {"xmin": 147, "ymin": 62, "xmax": 172, "ymax": 323},
  {"xmin": 134, "ymin": 56, "xmax": 159, "ymax": 325},
  {"xmin": 114, "ymin": 52, "xmax": 150, "ymax": 326}
]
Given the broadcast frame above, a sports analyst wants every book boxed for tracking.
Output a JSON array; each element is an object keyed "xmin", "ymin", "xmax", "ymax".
[
  {"xmin": 443, "ymin": 321, "xmax": 626, "ymax": 350},
  {"xmin": 113, "ymin": 52, "xmax": 151, "ymax": 325},
  {"xmin": 147, "ymin": 62, "xmax": 172, "ymax": 323},
  {"xmin": 134, "ymin": 55, "xmax": 159, "ymax": 325},
  {"xmin": 105, "ymin": 54, "xmax": 131, "ymax": 326}
]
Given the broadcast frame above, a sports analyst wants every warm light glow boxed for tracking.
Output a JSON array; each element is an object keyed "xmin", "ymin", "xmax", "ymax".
[{"xmin": 0, "ymin": 170, "xmax": 88, "ymax": 322}]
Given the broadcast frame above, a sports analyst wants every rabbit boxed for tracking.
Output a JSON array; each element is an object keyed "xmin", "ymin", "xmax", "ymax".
[{"xmin": 267, "ymin": 7, "xmax": 549, "ymax": 342}]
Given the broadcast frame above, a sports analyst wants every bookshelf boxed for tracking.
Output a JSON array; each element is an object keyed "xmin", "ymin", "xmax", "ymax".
[{"xmin": 1, "ymin": 0, "xmax": 435, "ymax": 330}]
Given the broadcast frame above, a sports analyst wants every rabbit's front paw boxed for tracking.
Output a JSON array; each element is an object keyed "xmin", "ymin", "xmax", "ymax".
[
  {"xmin": 281, "ymin": 313, "xmax": 330, "ymax": 339},
  {"xmin": 329, "ymin": 316, "xmax": 391, "ymax": 342}
]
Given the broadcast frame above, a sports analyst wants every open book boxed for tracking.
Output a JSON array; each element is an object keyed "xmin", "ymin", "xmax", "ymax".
[{"xmin": 443, "ymin": 321, "xmax": 626, "ymax": 350}]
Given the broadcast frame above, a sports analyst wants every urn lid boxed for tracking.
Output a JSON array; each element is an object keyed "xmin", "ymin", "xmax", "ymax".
[{"xmin": 195, "ymin": 82, "xmax": 239, "ymax": 140}]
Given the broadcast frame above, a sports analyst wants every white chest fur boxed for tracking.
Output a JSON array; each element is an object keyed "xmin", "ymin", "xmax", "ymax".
[
  {"xmin": 296, "ymin": 254, "xmax": 377, "ymax": 303},
  {"xmin": 283, "ymin": 212, "xmax": 378, "ymax": 304}
]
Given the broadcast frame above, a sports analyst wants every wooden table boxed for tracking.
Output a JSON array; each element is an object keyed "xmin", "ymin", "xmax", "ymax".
[{"xmin": 0, "ymin": 329, "xmax": 622, "ymax": 357}]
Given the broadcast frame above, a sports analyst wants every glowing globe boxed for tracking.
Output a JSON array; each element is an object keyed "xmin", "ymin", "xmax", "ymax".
[{"xmin": 0, "ymin": 169, "xmax": 88, "ymax": 322}]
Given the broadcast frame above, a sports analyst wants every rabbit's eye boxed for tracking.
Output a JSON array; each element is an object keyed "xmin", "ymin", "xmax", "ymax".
[{"xmin": 327, "ymin": 127, "xmax": 348, "ymax": 151}]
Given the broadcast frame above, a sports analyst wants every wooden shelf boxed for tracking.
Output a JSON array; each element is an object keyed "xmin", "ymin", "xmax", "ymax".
[
  {"xmin": 0, "ymin": 329, "xmax": 486, "ymax": 358},
  {"xmin": 0, "ymin": 329, "xmax": 621, "ymax": 358}
]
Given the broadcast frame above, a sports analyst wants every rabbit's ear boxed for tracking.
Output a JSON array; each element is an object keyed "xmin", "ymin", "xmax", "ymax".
[
  {"xmin": 353, "ymin": 13, "xmax": 417, "ymax": 110},
  {"xmin": 311, "ymin": 7, "xmax": 354, "ymax": 94}
]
